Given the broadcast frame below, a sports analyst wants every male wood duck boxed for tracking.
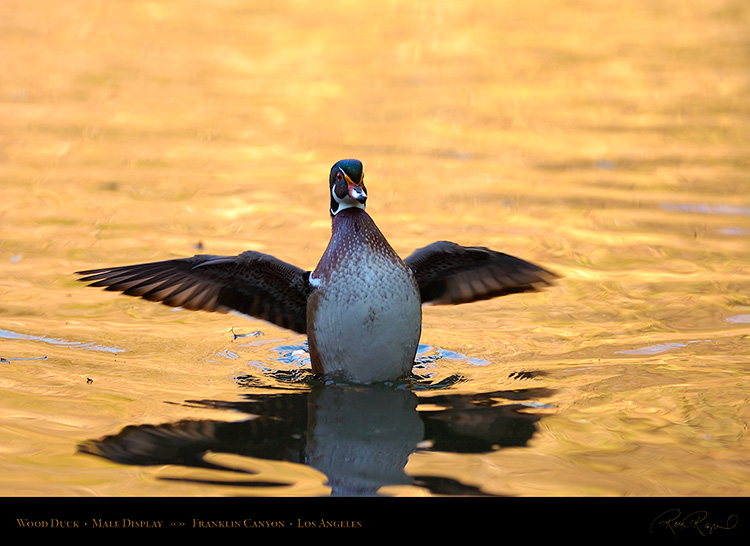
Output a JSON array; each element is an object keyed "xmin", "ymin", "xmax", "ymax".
[{"xmin": 78, "ymin": 159, "xmax": 556, "ymax": 383}]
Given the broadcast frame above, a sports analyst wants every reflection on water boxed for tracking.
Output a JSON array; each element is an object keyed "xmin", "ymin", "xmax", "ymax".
[{"xmin": 79, "ymin": 365, "xmax": 547, "ymax": 496}]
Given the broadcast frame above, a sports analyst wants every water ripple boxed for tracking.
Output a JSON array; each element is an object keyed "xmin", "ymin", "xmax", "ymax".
[
  {"xmin": 660, "ymin": 202, "xmax": 750, "ymax": 216},
  {"xmin": 0, "ymin": 328, "xmax": 125, "ymax": 354},
  {"xmin": 726, "ymin": 315, "xmax": 750, "ymax": 324}
]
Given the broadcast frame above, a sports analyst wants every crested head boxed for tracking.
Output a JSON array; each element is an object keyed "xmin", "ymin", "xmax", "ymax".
[{"xmin": 329, "ymin": 159, "xmax": 367, "ymax": 216}]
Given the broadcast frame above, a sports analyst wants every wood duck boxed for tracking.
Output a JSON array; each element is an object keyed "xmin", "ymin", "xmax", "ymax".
[{"xmin": 78, "ymin": 159, "xmax": 556, "ymax": 383}]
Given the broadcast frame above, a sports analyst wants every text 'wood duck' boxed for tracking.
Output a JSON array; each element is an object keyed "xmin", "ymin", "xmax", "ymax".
[{"xmin": 78, "ymin": 159, "xmax": 556, "ymax": 383}]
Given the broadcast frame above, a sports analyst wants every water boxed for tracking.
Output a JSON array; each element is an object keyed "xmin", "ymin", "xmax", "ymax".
[{"xmin": 1, "ymin": 0, "xmax": 749, "ymax": 499}]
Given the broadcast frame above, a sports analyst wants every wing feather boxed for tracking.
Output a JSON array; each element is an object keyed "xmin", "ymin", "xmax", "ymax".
[
  {"xmin": 404, "ymin": 241, "xmax": 556, "ymax": 305},
  {"xmin": 78, "ymin": 252, "xmax": 311, "ymax": 333}
]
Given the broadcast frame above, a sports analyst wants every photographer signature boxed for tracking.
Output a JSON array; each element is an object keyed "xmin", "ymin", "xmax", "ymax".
[{"xmin": 650, "ymin": 509, "xmax": 738, "ymax": 537}]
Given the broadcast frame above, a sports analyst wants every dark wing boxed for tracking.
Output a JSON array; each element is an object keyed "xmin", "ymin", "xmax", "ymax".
[
  {"xmin": 77, "ymin": 252, "xmax": 311, "ymax": 333},
  {"xmin": 404, "ymin": 241, "xmax": 557, "ymax": 305}
]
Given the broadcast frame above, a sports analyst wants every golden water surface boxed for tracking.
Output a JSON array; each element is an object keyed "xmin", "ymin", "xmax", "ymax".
[{"xmin": 1, "ymin": 0, "xmax": 749, "ymax": 497}]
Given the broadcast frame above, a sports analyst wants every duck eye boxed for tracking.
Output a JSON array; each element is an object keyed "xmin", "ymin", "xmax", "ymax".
[{"xmin": 335, "ymin": 171, "xmax": 344, "ymax": 182}]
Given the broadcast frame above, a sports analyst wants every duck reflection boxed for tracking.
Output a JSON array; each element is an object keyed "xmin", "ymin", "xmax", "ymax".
[{"xmin": 79, "ymin": 375, "xmax": 551, "ymax": 496}]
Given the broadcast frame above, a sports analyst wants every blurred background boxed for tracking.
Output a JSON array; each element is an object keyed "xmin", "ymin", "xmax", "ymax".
[{"xmin": 1, "ymin": 0, "xmax": 749, "ymax": 499}]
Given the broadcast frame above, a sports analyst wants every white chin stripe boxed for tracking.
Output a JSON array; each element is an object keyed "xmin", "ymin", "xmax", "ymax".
[{"xmin": 331, "ymin": 186, "xmax": 366, "ymax": 215}]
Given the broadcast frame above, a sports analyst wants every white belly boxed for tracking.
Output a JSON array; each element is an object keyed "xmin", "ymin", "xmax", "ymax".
[{"xmin": 308, "ymin": 256, "xmax": 422, "ymax": 383}]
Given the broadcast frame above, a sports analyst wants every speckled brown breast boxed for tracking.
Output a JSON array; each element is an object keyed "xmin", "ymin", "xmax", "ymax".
[{"xmin": 307, "ymin": 209, "xmax": 422, "ymax": 383}]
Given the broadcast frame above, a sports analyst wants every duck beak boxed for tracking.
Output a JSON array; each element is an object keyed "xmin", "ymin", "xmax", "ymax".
[{"xmin": 348, "ymin": 182, "xmax": 367, "ymax": 204}]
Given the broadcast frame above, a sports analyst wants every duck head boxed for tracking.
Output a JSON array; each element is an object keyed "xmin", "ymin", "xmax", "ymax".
[{"xmin": 329, "ymin": 159, "xmax": 367, "ymax": 216}]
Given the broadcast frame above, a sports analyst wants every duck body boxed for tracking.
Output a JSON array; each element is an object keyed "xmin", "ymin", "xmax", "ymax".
[
  {"xmin": 78, "ymin": 159, "xmax": 557, "ymax": 384},
  {"xmin": 307, "ymin": 208, "xmax": 421, "ymax": 382}
]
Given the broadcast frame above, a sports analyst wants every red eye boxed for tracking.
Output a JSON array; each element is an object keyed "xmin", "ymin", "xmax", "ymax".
[{"xmin": 335, "ymin": 171, "xmax": 344, "ymax": 182}]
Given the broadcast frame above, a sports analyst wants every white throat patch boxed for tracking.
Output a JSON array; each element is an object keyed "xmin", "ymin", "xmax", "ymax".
[{"xmin": 330, "ymin": 184, "xmax": 366, "ymax": 216}]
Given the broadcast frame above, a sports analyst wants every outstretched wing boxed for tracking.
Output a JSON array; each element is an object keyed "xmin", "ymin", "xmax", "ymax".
[
  {"xmin": 77, "ymin": 252, "xmax": 311, "ymax": 333},
  {"xmin": 404, "ymin": 241, "xmax": 557, "ymax": 305}
]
